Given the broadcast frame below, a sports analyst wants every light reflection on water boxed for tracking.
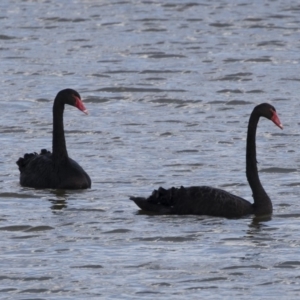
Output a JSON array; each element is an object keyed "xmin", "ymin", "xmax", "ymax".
[{"xmin": 1, "ymin": 0, "xmax": 300, "ymax": 299}]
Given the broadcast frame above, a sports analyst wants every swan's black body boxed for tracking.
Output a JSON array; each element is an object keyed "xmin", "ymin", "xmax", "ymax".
[
  {"xmin": 130, "ymin": 103, "xmax": 283, "ymax": 218},
  {"xmin": 17, "ymin": 89, "xmax": 91, "ymax": 189}
]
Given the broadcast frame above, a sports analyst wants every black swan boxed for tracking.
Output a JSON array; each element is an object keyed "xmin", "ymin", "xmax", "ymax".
[
  {"xmin": 130, "ymin": 103, "xmax": 283, "ymax": 218},
  {"xmin": 16, "ymin": 89, "xmax": 91, "ymax": 189}
]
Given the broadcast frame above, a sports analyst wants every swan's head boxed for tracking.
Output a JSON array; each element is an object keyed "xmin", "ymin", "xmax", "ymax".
[
  {"xmin": 56, "ymin": 88, "xmax": 88, "ymax": 115},
  {"xmin": 256, "ymin": 103, "xmax": 283, "ymax": 129}
]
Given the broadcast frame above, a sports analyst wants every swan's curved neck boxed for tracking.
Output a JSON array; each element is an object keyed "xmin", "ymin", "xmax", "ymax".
[
  {"xmin": 52, "ymin": 100, "xmax": 68, "ymax": 161},
  {"xmin": 246, "ymin": 111, "xmax": 272, "ymax": 214}
]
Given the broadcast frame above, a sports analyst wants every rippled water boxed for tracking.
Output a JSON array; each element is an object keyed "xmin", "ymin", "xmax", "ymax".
[{"xmin": 1, "ymin": 0, "xmax": 300, "ymax": 299}]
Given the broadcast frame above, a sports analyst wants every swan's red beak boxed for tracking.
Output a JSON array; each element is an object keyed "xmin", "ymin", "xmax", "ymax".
[
  {"xmin": 271, "ymin": 110, "xmax": 283, "ymax": 129},
  {"xmin": 74, "ymin": 96, "xmax": 88, "ymax": 115}
]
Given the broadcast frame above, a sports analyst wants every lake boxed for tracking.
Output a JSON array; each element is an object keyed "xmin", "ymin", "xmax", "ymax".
[{"xmin": 1, "ymin": 0, "xmax": 300, "ymax": 299}]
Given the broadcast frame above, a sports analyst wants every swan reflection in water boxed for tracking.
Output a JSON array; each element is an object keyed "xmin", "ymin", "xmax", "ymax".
[{"xmin": 48, "ymin": 189, "xmax": 68, "ymax": 211}]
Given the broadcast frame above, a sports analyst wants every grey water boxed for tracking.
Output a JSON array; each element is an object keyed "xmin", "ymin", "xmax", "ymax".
[{"xmin": 1, "ymin": 0, "xmax": 300, "ymax": 299}]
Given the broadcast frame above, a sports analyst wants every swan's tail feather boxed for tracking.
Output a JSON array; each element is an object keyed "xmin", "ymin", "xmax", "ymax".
[
  {"xmin": 16, "ymin": 149, "xmax": 51, "ymax": 172},
  {"xmin": 16, "ymin": 153, "xmax": 37, "ymax": 171},
  {"xmin": 129, "ymin": 196, "xmax": 171, "ymax": 214}
]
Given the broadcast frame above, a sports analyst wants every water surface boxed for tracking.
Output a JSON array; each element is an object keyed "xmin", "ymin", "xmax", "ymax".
[{"xmin": 1, "ymin": 0, "xmax": 300, "ymax": 299}]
